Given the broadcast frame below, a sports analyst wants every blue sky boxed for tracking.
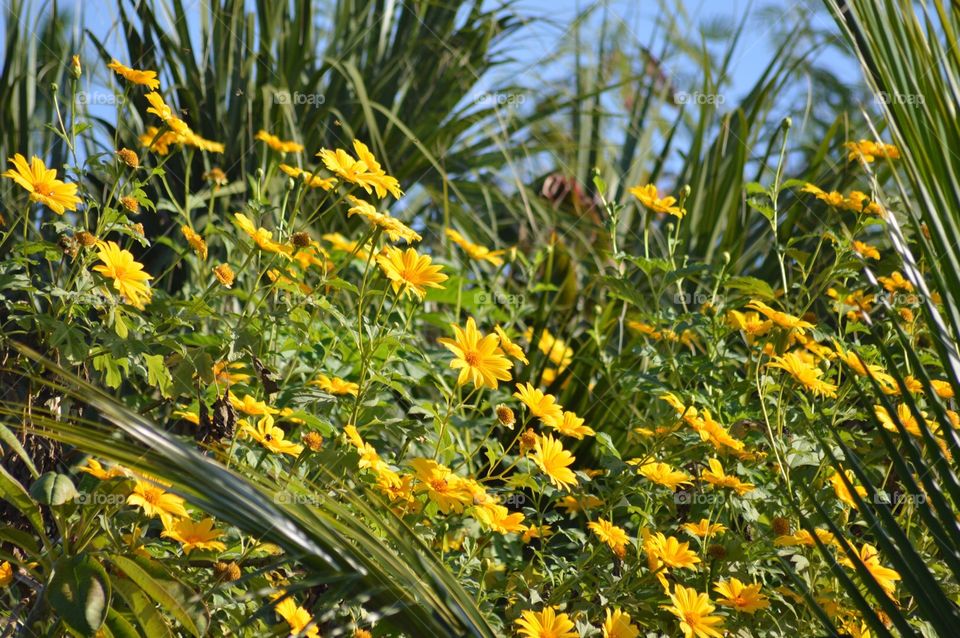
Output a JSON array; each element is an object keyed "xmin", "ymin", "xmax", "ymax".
[
  {"xmin": 17, "ymin": 0, "xmax": 861, "ymax": 106},
  {"xmin": 480, "ymin": 0, "xmax": 861, "ymax": 102}
]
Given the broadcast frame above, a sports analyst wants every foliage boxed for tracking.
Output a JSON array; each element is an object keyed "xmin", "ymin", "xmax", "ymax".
[{"xmin": 0, "ymin": 1, "xmax": 958, "ymax": 637}]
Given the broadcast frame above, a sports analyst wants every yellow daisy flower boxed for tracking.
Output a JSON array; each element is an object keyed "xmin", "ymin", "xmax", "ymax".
[
  {"xmin": 2, "ymin": 153, "xmax": 81, "ymax": 214},
  {"xmin": 92, "ymin": 240, "xmax": 153, "ymax": 309},
  {"xmin": 438, "ymin": 318, "xmax": 513, "ymax": 389},
  {"xmin": 376, "ymin": 245, "xmax": 448, "ymax": 299}
]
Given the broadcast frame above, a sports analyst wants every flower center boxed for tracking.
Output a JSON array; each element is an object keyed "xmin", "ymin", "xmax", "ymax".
[{"xmin": 464, "ymin": 351, "xmax": 481, "ymax": 366}]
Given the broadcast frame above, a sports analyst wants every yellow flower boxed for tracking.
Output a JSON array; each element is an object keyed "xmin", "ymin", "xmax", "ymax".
[
  {"xmin": 255, "ymin": 130, "xmax": 304, "ymax": 154},
  {"xmin": 840, "ymin": 543, "xmax": 901, "ymax": 599},
  {"xmin": 874, "ymin": 403, "xmax": 925, "ymax": 437},
  {"xmin": 230, "ymin": 393, "xmax": 278, "ymax": 416},
  {"xmin": 521, "ymin": 524, "xmax": 552, "ymax": 543},
  {"xmin": 852, "ymin": 240, "xmax": 880, "ymax": 260},
  {"xmin": 531, "ymin": 433, "xmax": 578, "ymax": 490},
  {"xmin": 556, "ymin": 494, "xmax": 603, "ymax": 514},
  {"xmin": 140, "ymin": 126, "xmax": 179, "ymax": 155},
  {"xmin": 438, "ymin": 318, "xmax": 513, "ymax": 389},
  {"xmin": 513, "ymin": 383, "xmax": 564, "ymax": 424},
  {"xmin": 725, "ymin": 310, "xmax": 773, "ymax": 339},
  {"xmin": 830, "ymin": 468, "xmax": 868, "ymax": 509},
  {"xmin": 494, "ymin": 326, "xmax": 528, "ymax": 364},
  {"xmin": 2, "ymin": 153, "xmax": 81, "ymax": 214},
  {"xmin": 878, "ymin": 271, "xmax": 913, "ymax": 293},
  {"xmin": 107, "ymin": 59, "xmax": 160, "ymax": 89},
  {"xmin": 376, "ymin": 245, "xmax": 447, "ymax": 299},
  {"xmin": 746, "ymin": 300, "xmax": 814, "ymax": 334},
  {"xmin": 768, "ymin": 351, "xmax": 837, "ymax": 398},
  {"xmin": 845, "ymin": 139, "xmax": 899, "ymax": 163},
  {"xmin": 588, "ymin": 518, "xmax": 630, "ymax": 558},
  {"xmin": 214, "ymin": 363, "xmax": 249, "ymax": 386},
  {"xmin": 714, "ymin": 578, "xmax": 769, "ymax": 613},
  {"xmin": 278, "ymin": 163, "xmax": 335, "ymax": 190},
  {"xmin": 409, "ymin": 458, "xmax": 473, "ymax": 514},
  {"xmin": 180, "ymin": 225, "xmax": 208, "ymax": 259},
  {"xmin": 127, "ymin": 480, "xmax": 188, "ymax": 521},
  {"xmin": 144, "ymin": 92, "xmax": 189, "ymax": 134},
  {"xmin": 834, "ymin": 344, "xmax": 893, "ymax": 384},
  {"xmin": 161, "ymin": 517, "xmax": 226, "ymax": 555},
  {"xmin": 351, "ymin": 139, "xmax": 403, "ymax": 198},
  {"xmin": 774, "ymin": 528, "xmax": 836, "ymax": 547},
  {"xmin": 243, "ymin": 415, "xmax": 303, "ymax": 457},
  {"xmin": 515, "ymin": 607, "xmax": 578, "ymax": 638},
  {"xmin": 318, "ymin": 147, "xmax": 367, "ymax": 181},
  {"xmin": 548, "ymin": 410, "xmax": 595, "ymax": 439},
  {"xmin": 801, "ymin": 183, "xmax": 847, "ymax": 207},
  {"xmin": 682, "ymin": 519, "xmax": 727, "ymax": 539},
  {"xmin": 343, "ymin": 425, "xmax": 396, "ymax": 483},
  {"xmin": 661, "ymin": 585, "xmax": 725, "ymax": 638},
  {"xmin": 323, "ymin": 232, "xmax": 370, "ymax": 260},
  {"xmin": 274, "ymin": 596, "xmax": 320, "ymax": 638},
  {"xmin": 233, "ymin": 213, "xmax": 292, "ymax": 257},
  {"xmin": 92, "ymin": 240, "xmax": 153, "ymax": 309},
  {"xmin": 646, "ymin": 531, "xmax": 701, "ymax": 571},
  {"xmin": 526, "ymin": 327, "xmax": 574, "ymax": 369},
  {"xmin": 629, "ymin": 183, "xmax": 685, "ymax": 218},
  {"xmin": 346, "ymin": 196, "xmax": 421, "ymax": 243},
  {"xmin": 633, "ymin": 460, "xmax": 694, "ymax": 491},
  {"xmin": 701, "ymin": 458, "xmax": 755, "ymax": 495},
  {"xmin": 317, "ymin": 142, "xmax": 402, "ymax": 199},
  {"xmin": 602, "ymin": 608, "xmax": 639, "ymax": 638},
  {"xmin": 445, "ymin": 228, "xmax": 505, "ymax": 266},
  {"xmin": 471, "ymin": 502, "xmax": 525, "ymax": 534},
  {"xmin": 213, "ymin": 263, "xmax": 235, "ymax": 288},
  {"xmin": 0, "ymin": 561, "xmax": 12, "ymax": 587},
  {"xmin": 932, "ymin": 380, "xmax": 954, "ymax": 399},
  {"xmin": 78, "ymin": 458, "xmax": 126, "ymax": 480},
  {"xmin": 311, "ymin": 374, "xmax": 359, "ymax": 396}
]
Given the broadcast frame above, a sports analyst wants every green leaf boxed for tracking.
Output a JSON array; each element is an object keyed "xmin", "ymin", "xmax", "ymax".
[
  {"xmin": 30, "ymin": 472, "xmax": 77, "ymax": 505},
  {"xmin": 92, "ymin": 354, "xmax": 128, "ymax": 390},
  {"xmin": 104, "ymin": 609, "xmax": 141, "ymax": 638},
  {"xmin": 0, "ymin": 464, "xmax": 44, "ymax": 533},
  {"xmin": 144, "ymin": 354, "xmax": 173, "ymax": 399},
  {"xmin": 594, "ymin": 432, "xmax": 621, "ymax": 459},
  {"xmin": 113, "ymin": 307, "xmax": 129, "ymax": 340},
  {"xmin": 110, "ymin": 555, "xmax": 202, "ymax": 638},
  {"xmin": 747, "ymin": 197, "xmax": 776, "ymax": 224},
  {"xmin": 723, "ymin": 276, "xmax": 776, "ymax": 300},
  {"xmin": 46, "ymin": 554, "xmax": 111, "ymax": 637},
  {"xmin": 111, "ymin": 577, "xmax": 174, "ymax": 638}
]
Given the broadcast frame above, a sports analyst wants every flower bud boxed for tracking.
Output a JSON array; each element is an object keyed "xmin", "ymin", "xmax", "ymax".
[
  {"xmin": 496, "ymin": 404, "xmax": 515, "ymax": 429},
  {"xmin": 116, "ymin": 148, "xmax": 139, "ymax": 168}
]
